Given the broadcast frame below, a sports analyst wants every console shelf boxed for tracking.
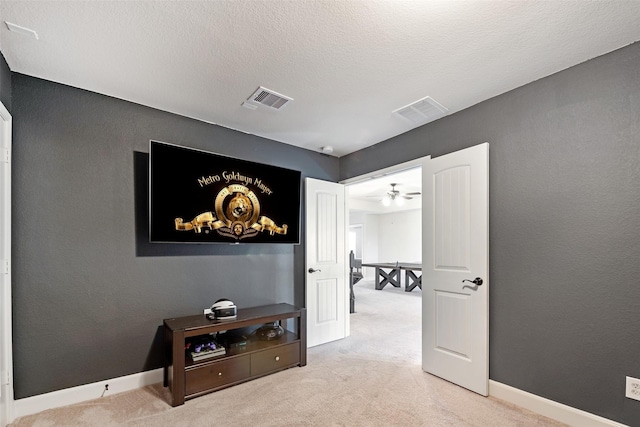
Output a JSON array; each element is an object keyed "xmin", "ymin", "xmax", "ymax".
[{"xmin": 163, "ymin": 303, "xmax": 307, "ymax": 406}]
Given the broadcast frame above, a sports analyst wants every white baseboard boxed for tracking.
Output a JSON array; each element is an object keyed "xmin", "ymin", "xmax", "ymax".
[
  {"xmin": 12, "ymin": 368, "xmax": 163, "ymax": 422},
  {"xmin": 489, "ymin": 380, "xmax": 628, "ymax": 427}
]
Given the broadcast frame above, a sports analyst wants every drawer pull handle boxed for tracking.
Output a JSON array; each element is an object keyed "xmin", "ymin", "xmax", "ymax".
[
  {"xmin": 218, "ymin": 372, "xmax": 222, "ymax": 376},
  {"xmin": 275, "ymin": 356, "xmax": 280, "ymax": 361}
]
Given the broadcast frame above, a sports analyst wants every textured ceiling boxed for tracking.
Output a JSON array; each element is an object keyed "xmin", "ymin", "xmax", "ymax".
[{"xmin": 1, "ymin": 1, "xmax": 640, "ymax": 157}]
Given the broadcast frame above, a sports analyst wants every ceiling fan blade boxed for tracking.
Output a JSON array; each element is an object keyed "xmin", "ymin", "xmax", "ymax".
[{"xmin": 404, "ymin": 192, "xmax": 421, "ymax": 196}]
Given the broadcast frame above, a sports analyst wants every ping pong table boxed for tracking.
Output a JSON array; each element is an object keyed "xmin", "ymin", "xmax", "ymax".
[{"xmin": 361, "ymin": 262, "xmax": 422, "ymax": 292}]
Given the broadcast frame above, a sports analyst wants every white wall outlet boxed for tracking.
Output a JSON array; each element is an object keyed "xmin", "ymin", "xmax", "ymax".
[{"xmin": 626, "ymin": 376, "xmax": 640, "ymax": 401}]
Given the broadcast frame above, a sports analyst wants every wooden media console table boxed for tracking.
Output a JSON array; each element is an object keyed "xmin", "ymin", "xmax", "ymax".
[{"xmin": 163, "ymin": 303, "xmax": 306, "ymax": 406}]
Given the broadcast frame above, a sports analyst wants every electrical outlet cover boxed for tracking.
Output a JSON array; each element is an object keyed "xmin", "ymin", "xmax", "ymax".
[{"xmin": 626, "ymin": 376, "xmax": 640, "ymax": 401}]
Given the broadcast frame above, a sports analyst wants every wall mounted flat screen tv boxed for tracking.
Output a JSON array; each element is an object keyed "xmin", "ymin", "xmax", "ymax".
[{"xmin": 149, "ymin": 141, "xmax": 301, "ymax": 244}]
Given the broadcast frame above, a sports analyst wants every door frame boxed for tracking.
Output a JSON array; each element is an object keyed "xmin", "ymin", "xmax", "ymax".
[
  {"xmin": 340, "ymin": 158, "xmax": 426, "ymax": 187},
  {"xmin": 0, "ymin": 101, "xmax": 13, "ymax": 425}
]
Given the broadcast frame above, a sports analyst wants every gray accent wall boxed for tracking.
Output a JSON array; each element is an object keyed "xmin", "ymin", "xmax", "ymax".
[
  {"xmin": 0, "ymin": 52, "xmax": 10, "ymax": 111},
  {"xmin": 11, "ymin": 74, "xmax": 339, "ymax": 398},
  {"xmin": 340, "ymin": 42, "xmax": 640, "ymax": 425}
]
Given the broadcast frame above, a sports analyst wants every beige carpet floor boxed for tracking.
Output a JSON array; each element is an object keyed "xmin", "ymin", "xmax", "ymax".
[{"xmin": 10, "ymin": 280, "xmax": 566, "ymax": 426}]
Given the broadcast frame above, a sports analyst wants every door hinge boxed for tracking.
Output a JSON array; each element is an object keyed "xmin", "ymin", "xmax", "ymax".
[{"xmin": 0, "ymin": 148, "xmax": 9, "ymax": 163}]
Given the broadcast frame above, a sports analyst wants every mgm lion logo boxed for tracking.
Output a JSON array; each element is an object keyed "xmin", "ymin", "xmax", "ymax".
[
  {"xmin": 174, "ymin": 184, "xmax": 288, "ymax": 241},
  {"xmin": 227, "ymin": 193, "xmax": 253, "ymax": 223}
]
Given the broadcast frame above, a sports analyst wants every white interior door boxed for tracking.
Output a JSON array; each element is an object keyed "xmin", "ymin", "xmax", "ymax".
[
  {"xmin": 0, "ymin": 102, "xmax": 13, "ymax": 425},
  {"xmin": 305, "ymin": 178, "xmax": 348, "ymax": 347},
  {"xmin": 422, "ymin": 142, "xmax": 489, "ymax": 396}
]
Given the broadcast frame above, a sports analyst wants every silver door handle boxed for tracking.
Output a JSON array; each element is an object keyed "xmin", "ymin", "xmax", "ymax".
[{"xmin": 308, "ymin": 268, "xmax": 321, "ymax": 273}]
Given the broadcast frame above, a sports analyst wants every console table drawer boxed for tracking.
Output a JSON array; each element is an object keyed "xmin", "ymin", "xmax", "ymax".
[
  {"xmin": 251, "ymin": 342, "xmax": 300, "ymax": 377},
  {"xmin": 185, "ymin": 356, "xmax": 250, "ymax": 396}
]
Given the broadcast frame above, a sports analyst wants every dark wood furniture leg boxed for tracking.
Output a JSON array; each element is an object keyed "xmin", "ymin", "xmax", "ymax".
[
  {"xmin": 171, "ymin": 329, "xmax": 185, "ymax": 407},
  {"xmin": 299, "ymin": 309, "xmax": 307, "ymax": 366},
  {"xmin": 163, "ymin": 325, "xmax": 170, "ymax": 387}
]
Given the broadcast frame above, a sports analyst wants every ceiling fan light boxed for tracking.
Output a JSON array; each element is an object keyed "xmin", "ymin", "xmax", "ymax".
[
  {"xmin": 395, "ymin": 197, "xmax": 405, "ymax": 206},
  {"xmin": 382, "ymin": 197, "xmax": 391, "ymax": 206}
]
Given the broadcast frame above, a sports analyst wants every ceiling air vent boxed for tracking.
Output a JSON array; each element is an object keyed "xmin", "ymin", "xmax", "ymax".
[
  {"xmin": 5, "ymin": 21, "xmax": 39, "ymax": 40},
  {"xmin": 243, "ymin": 86, "xmax": 293, "ymax": 110},
  {"xmin": 393, "ymin": 96, "xmax": 448, "ymax": 124}
]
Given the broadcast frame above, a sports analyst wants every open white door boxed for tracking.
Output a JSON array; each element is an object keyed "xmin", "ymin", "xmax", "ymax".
[
  {"xmin": 0, "ymin": 102, "xmax": 13, "ymax": 425},
  {"xmin": 305, "ymin": 178, "xmax": 348, "ymax": 347},
  {"xmin": 422, "ymin": 143, "xmax": 489, "ymax": 396}
]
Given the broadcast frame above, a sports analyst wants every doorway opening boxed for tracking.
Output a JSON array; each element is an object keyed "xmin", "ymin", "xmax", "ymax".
[{"xmin": 343, "ymin": 161, "xmax": 423, "ymax": 364}]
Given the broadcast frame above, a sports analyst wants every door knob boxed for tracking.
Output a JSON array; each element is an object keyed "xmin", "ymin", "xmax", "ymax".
[
  {"xmin": 308, "ymin": 268, "xmax": 321, "ymax": 273},
  {"xmin": 462, "ymin": 277, "xmax": 483, "ymax": 286}
]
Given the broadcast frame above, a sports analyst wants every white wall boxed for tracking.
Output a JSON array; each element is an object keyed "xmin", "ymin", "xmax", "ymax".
[
  {"xmin": 377, "ymin": 209, "xmax": 421, "ymax": 262},
  {"xmin": 349, "ymin": 209, "xmax": 421, "ymax": 279}
]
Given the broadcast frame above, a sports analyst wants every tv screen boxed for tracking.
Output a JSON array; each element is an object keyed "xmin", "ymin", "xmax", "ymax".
[{"xmin": 149, "ymin": 141, "xmax": 301, "ymax": 244}]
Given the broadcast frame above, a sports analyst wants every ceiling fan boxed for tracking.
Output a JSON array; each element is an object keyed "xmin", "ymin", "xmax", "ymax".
[{"xmin": 379, "ymin": 183, "xmax": 421, "ymax": 206}]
